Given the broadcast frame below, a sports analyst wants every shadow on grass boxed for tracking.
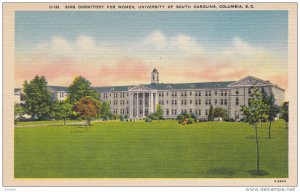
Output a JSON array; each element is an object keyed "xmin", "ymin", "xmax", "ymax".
[
  {"xmin": 207, "ymin": 167, "xmax": 236, "ymax": 177},
  {"xmin": 248, "ymin": 169, "xmax": 269, "ymax": 176},
  {"xmin": 244, "ymin": 136, "xmax": 270, "ymax": 140}
]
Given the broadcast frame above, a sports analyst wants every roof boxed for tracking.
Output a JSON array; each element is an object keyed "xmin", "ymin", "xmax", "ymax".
[
  {"xmin": 95, "ymin": 81, "xmax": 235, "ymax": 92},
  {"xmin": 144, "ymin": 81, "xmax": 235, "ymax": 90},
  {"xmin": 95, "ymin": 85, "xmax": 135, "ymax": 92},
  {"xmin": 47, "ymin": 86, "xmax": 68, "ymax": 92}
]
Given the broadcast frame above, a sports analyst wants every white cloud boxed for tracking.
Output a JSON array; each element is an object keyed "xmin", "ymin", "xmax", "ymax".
[
  {"xmin": 170, "ymin": 34, "xmax": 203, "ymax": 53},
  {"xmin": 143, "ymin": 31, "xmax": 167, "ymax": 49}
]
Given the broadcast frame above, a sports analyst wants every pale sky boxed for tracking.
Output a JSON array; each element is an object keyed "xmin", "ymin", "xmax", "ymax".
[{"xmin": 15, "ymin": 11, "xmax": 288, "ymax": 91}]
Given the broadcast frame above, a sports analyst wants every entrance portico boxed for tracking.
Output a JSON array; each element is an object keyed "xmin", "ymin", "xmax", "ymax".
[{"xmin": 129, "ymin": 85, "xmax": 157, "ymax": 119}]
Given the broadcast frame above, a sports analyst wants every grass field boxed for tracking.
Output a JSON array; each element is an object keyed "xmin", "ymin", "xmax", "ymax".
[{"xmin": 14, "ymin": 120, "xmax": 288, "ymax": 178}]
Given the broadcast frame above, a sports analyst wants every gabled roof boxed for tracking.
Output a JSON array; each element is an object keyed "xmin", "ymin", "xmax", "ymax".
[{"xmin": 228, "ymin": 75, "xmax": 284, "ymax": 91}]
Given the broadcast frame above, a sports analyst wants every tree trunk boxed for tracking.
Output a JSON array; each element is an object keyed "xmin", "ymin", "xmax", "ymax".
[
  {"xmin": 255, "ymin": 124, "xmax": 260, "ymax": 174},
  {"xmin": 268, "ymin": 121, "xmax": 272, "ymax": 139}
]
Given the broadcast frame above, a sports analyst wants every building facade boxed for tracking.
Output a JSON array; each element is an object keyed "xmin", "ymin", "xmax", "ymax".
[
  {"xmin": 96, "ymin": 68, "xmax": 285, "ymax": 119},
  {"xmin": 15, "ymin": 68, "xmax": 285, "ymax": 120}
]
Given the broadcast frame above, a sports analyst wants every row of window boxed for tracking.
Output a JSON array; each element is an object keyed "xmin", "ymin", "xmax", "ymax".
[
  {"xmin": 158, "ymin": 99, "xmax": 229, "ymax": 106},
  {"xmin": 113, "ymin": 108, "xmax": 129, "ymax": 114},
  {"xmin": 101, "ymin": 87, "xmax": 266, "ymax": 99},
  {"xmin": 159, "ymin": 90, "xmax": 229, "ymax": 97},
  {"xmin": 112, "ymin": 97, "xmax": 240, "ymax": 106}
]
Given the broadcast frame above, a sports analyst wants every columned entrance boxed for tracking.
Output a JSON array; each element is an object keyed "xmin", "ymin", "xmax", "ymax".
[
  {"xmin": 129, "ymin": 91, "xmax": 157, "ymax": 119},
  {"xmin": 128, "ymin": 84, "xmax": 158, "ymax": 119}
]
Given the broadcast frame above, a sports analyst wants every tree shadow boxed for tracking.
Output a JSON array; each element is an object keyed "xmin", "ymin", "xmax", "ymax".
[
  {"xmin": 244, "ymin": 135, "xmax": 269, "ymax": 140},
  {"xmin": 207, "ymin": 167, "xmax": 236, "ymax": 177},
  {"xmin": 248, "ymin": 169, "xmax": 269, "ymax": 176}
]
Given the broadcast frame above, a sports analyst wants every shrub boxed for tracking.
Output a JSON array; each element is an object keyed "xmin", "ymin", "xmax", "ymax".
[
  {"xmin": 224, "ymin": 117, "xmax": 235, "ymax": 122},
  {"xmin": 120, "ymin": 114, "xmax": 125, "ymax": 121},
  {"xmin": 187, "ymin": 118, "xmax": 193, "ymax": 124}
]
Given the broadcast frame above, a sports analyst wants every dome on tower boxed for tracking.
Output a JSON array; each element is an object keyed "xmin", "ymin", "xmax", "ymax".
[{"xmin": 152, "ymin": 68, "xmax": 158, "ymax": 73}]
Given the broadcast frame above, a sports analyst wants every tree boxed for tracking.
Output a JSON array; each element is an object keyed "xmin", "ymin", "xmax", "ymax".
[
  {"xmin": 208, "ymin": 105, "xmax": 214, "ymax": 121},
  {"xmin": 155, "ymin": 104, "xmax": 164, "ymax": 120},
  {"xmin": 67, "ymin": 76, "xmax": 99, "ymax": 104},
  {"xmin": 261, "ymin": 90, "xmax": 280, "ymax": 139},
  {"xmin": 100, "ymin": 101, "xmax": 112, "ymax": 120},
  {"xmin": 14, "ymin": 103, "xmax": 24, "ymax": 125},
  {"xmin": 74, "ymin": 96, "xmax": 101, "ymax": 126},
  {"xmin": 213, "ymin": 107, "xmax": 227, "ymax": 118},
  {"xmin": 50, "ymin": 101, "xmax": 73, "ymax": 126},
  {"xmin": 280, "ymin": 102, "xmax": 289, "ymax": 129},
  {"xmin": 23, "ymin": 75, "xmax": 52, "ymax": 120},
  {"xmin": 240, "ymin": 85, "xmax": 268, "ymax": 174}
]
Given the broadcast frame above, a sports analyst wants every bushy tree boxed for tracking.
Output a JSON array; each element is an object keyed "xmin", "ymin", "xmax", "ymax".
[
  {"xmin": 208, "ymin": 105, "xmax": 214, "ymax": 121},
  {"xmin": 241, "ymin": 85, "xmax": 268, "ymax": 174},
  {"xmin": 14, "ymin": 103, "xmax": 24, "ymax": 125},
  {"xmin": 50, "ymin": 101, "xmax": 73, "ymax": 125},
  {"xmin": 100, "ymin": 101, "xmax": 112, "ymax": 120},
  {"xmin": 74, "ymin": 96, "xmax": 101, "ymax": 126},
  {"xmin": 261, "ymin": 90, "xmax": 280, "ymax": 138},
  {"xmin": 213, "ymin": 107, "xmax": 227, "ymax": 118},
  {"xmin": 155, "ymin": 104, "xmax": 164, "ymax": 120},
  {"xmin": 280, "ymin": 102, "xmax": 289, "ymax": 129},
  {"xmin": 67, "ymin": 76, "xmax": 99, "ymax": 104},
  {"xmin": 23, "ymin": 75, "xmax": 52, "ymax": 120}
]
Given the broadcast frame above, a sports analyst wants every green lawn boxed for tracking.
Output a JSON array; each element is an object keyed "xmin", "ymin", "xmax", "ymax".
[
  {"xmin": 16, "ymin": 119, "xmax": 84, "ymax": 126},
  {"xmin": 14, "ymin": 120, "xmax": 288, "ymax": 178}
]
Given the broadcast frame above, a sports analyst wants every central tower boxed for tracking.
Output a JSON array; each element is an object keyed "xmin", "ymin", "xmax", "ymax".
[{"xmin": 151, "ymin": 68, "xmax": 159, "ymax": 85}]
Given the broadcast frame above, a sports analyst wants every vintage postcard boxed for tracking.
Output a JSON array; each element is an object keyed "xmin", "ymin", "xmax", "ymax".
[{"xmin": 2, "ymin": 2, "xmax": 297, "ymax": 187}]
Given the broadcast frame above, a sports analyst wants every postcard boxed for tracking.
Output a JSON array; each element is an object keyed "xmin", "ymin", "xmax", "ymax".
[{"xmin": 3, "ymin": 2, "xmax": 297, "ymax": 187}]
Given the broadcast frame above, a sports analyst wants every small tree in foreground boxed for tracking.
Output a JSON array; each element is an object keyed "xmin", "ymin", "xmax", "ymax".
[
  {"xmin": 261, "ymin": 90, "xmax": 280, "ymax": 139},
  {"xmin": 241, "ymin": 85, "xmax": 268, "ymax": 174},
  {"xmin": 208, "ymin": 105, "xmax": 214, "ymax": 121},
  {"xmin": 50, "ymin": 101, "xmax": 73, "ymax": 126},
  {"xmin": 155, "ymin": 104, "xmax": 164, "ymax": 120},
  {"xmin": 280, "ymin": 102, "xmax": 289, "ymax": 129},
  {"xmin": 213, "ymin": 107, "xmax": 227, "ymax": 118},
  {"xmin": 74, "ymin": 96, "xmax": 101, "ymax": 126},
  {"xmin": 14, "ymin": 103, "xmax": 24, "ymax": 125}
]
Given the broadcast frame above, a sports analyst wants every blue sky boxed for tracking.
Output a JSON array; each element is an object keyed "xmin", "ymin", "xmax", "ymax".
[
  {"xmin": 15, "ymin": 10, "xmax": 288, "ymax": 90},
  {"xmin": 16, "ymin": 11, "xmax": 287, "ymax": 54}
]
